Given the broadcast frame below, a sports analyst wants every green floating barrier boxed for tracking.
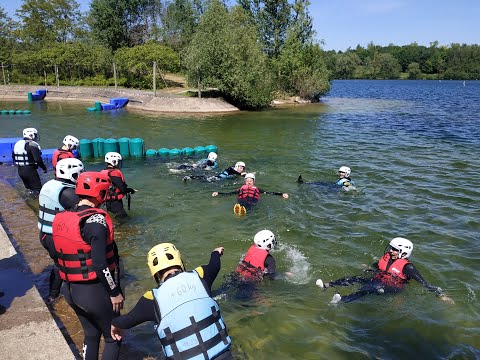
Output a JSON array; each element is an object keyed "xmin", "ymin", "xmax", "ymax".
[
  {"xmin": 87, "ymin": 107, "xmax": 97, "ymax": 111},
  {"xmin": 79, "ymin": 139, "xmax": 93, "ymax": 158},
  {"xmin": 158, "ymin": 148, "xmax": 170, "ymax": 156},
  {"xmin": 0, "ymin": 109, "xmax": 31, "ymax": 115},
  {"xmin": 169, "ymin": 148, "xmax": 181, "ymax": 156},
  {"xmin": 193, "ymin": 146, "xmax": 206, "ymax": 154},
  {"xmin": 181, "ymin": 147, "xmax": 194, "ymax": 156},
  {"xmin": 92, "ymin": 138, "xmax": 105, "ymax": 158},
  {"xmin": 205, "ymin": 145, "xmax": 218, "ymax": 153},
  {"xmin": 22, "ymin": 110, "xmax": 31, "ymax": 114},
  {"xmin": 145, "ymin": 149, "xmax": 158, "ymax": 156},
  {"xmin": 1, "ymin": 110, "xmax": 8, "ymax": 115},
  {"xmin": 104, "ymin": 138, "xmax": 120, "ymax": 154},
  {"xmin": 118, "ymin": 137, "xmax": 130, "ymax": 157},
  {"xmin": 129, "ymin": 138, "xmax": 144, "ymax": 157},
  {"xmin": 8, "ymin": 110, "xmax": 16, "ymax": 115},
  {"xmin": 27, "ymin": 92, "xmax": 32, "ymax": 101}
]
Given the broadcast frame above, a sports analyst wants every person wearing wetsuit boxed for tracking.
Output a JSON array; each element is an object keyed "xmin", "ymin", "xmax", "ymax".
[
  {"xmin": 212, "ymin": 173, "xmax": 289, "ymax": 211},
  {"xmin": 184, "ymin": 161, "xmax": 246, "ymax": 182},
  {"xmin": 235, "ymin": 230, "xmax": 277, "ymax": 281},
  {"xmin": 53, "ymin": 171, "xmax": 124, "ymax": 360},
  {"xmin": 52, "ymin": 135, "xmax": 79, "ymax": 173},
  {"xmin": 12, "ymin": 128, "xmax": 47, "ymax": 194},
  {"xmin": 111, "ymin": 244, "xmax": 232, "ymax": 360},
  {"xmin": 38, "ymin": 158, "xmax": 84, "ymax": 303},
  {"xmin": 317, "ymin": 237, "xmax": 454, "ymax": 304},
  {"xmin": 177, "ymin": 151, "xmax": 218, "ymax": 171},
  {"xmin": 297, "ymin": 166, "xmax": 356, "ymax": 191},
  {"xmin": 101, "ymin": 152, "xmax": 135, "ymax": 219}
]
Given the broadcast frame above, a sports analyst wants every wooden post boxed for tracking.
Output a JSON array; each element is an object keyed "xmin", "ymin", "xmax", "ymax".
[
  {"xmin": 44, "ymin": 69, "xmax": 47, "ymax": 87},
  {"xmin": 153, "ymin": 61, "xmax": 157, "ymax": 97},
  {"xmin": 1, "ymin": 63, "xmax": 6, "ymax": 85},
  {"xmin": 113, "ymin": 62, "xmax": 117, "ymax": 89},
  {"xmin": 55, "ymin": 64, "xmax": 59, "ymax": 87}
]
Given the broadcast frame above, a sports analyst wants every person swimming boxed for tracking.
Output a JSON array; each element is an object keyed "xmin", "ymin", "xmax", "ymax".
[{"xmin": 297, "ymin": 166, "xmax": 356, "ymax": 191}]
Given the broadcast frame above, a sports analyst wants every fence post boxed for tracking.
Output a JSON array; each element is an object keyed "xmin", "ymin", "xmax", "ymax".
[
  {"xmin": 113, "ymin": 62, "xmax": 117, "ymax": 90},
  {"xmin": 55, "ymin": 64, "xmax": 59, "ymax": 87},
  {"xmin": 1, "ymin": 63, "xmax": 6, "ymax": 85},
  {"xmin": 153, "ymin": 61, "xmax": 157, "ymax": 97},
  {"xmin": 44, "ymin": 69, "xmax": 47, "ymax": 87}
]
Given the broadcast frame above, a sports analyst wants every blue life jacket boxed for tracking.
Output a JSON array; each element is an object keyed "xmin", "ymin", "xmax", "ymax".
[
  {"xmin": 152, "ymin": 270, "xmax": 231, "ymax": 360},
  {"xmin": 38, "ymin": 179, "xmax": 74, "ymax": 234},
  {"xmin": 336, "ymin": 178, "xmax": 354, "ymax": 187},
  {"xmin": 13, "ymin": 139, "xmax": 40, "ymax": 166}
]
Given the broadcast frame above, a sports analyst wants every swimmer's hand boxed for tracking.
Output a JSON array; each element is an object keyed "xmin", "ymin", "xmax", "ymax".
[
  {"xmin": 439, "ymin": 294, "xmax": 455, "ymax": 304},
  {"xmin": 212, "ymin": 192, "xmax": 218, "ymax": 197},
  {"xmin": 111, "ymin": 325, "xmax": 124, "ymax": 341},
  {"xmin": 213, "ymin": 247, "xmax": 224, "ymax": 256},
  {"xmin": 282, "ymin": 193, "xmax": 289, "ymax": 199}
]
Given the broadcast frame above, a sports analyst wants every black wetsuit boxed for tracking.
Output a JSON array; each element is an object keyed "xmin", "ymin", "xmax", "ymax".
[
  {"xmin": 328, "ymin": 258, "xmax": 443, "ymax": 303},
  {"xmin": 216, "ymin": 188, "xmax": 284, "ymax": 210},
  {"xmin": 39, "ymin": 183, "xmax": 79, "ymax": 299},
  {"xmin": 14, "ymin": 139, "xmax": 47, "ymax": 192},
  {"xmin": 187, "ymin": 166, "xmax": 243, "ymax": 181},
  {"xmin": 111, "ymin": 251, "xmax": 232, "ymax": 360},
  {"xmin": 104, "ymin": 166, "xmax": 135, "ymax": 219},
  {"xmin": 60, "ymin": 204, "xmax": 122, "ymax": 360}
]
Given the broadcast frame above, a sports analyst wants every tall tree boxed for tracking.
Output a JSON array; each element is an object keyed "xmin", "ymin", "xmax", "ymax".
[
  {"xmin": 16, "ymin": 0, "xmax": 83, "ymax": 46},
  {"xmin": 184, "ymin": 1, "xmax": 273, "ymax": 109},
  {"xmin": 89, "ymin": 0, "xmax": 158, "ymax": 51},
  {"xmin": 238, "ymin": 0, "xmax": 292, "ymax": 57},
  {"xmin": 0, "ymin": 7, "xmax": 17, "ymax": 62}
]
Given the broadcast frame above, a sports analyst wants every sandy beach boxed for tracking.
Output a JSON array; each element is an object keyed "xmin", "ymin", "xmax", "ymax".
[{"xmin": 0, "ymin": 84, "xmax": 239, "ymax": 113}]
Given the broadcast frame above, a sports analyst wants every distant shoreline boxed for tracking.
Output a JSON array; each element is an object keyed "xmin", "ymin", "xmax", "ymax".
[{"xmin": 0, "ymin": 85, "xmax": 240, "ymax": 113}]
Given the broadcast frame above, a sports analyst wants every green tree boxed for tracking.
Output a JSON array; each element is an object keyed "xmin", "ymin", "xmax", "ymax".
[
  {"xmin": 184, "ymin": 1, "xmax": 273, "ymax": 109},
  {"xmin": 115, "ymin": 42, "xmax": 180, "ymax": 88},
  {"xmin": 237, "ymin": 0, "xmax": 292, "ymax": 58},
  {"xmin": 16, "ymin": 0, "xmax": 83, "ymax": 46},
  {"xmin": 334, "ymin": 52, "xmax": 361, "ymax": 79},
  {"xmin": 407, "ymin": 62, "xmax": 421, "ymax": 79},
  {"xmin": 0, "ymin": 7, "xmax": 18, "ymax": 63},
  {"xmin": 89, "ymin": 0, "xmax": 158, "ymax": 51},
  {"xmin": 159, "ymin": 0, "xmax": 202, "ymax": 51}
]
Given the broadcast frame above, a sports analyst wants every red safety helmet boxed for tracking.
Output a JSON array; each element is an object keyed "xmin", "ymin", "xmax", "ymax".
[{"xmin": 75, "ymin": 171, "xmax": 111, "ymax": 204}]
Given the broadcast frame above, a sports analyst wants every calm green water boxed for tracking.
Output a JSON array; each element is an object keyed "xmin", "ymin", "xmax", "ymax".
[{"xmin": 1, "ymin": 80, "xmax": 479, "ymax": 359}]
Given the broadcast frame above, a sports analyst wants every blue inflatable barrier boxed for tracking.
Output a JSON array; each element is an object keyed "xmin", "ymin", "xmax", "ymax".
[
  {"xmin": 205, "ymin": 145, "xmax": 218, "ymax": 153},
  {"xmin": 28, "ymin": 89, "xmax": 47, "ymax": 101},
  {"xmin": 181, "ymin": 147, "xmax": 194, "ymax": 156},
  {"xmin": 169, "ymin": 148, "xmax": 181, "ymax": 156},
  {"xmin": 0, "ymin": 137, "xmax": 21, "ymax": 164},
  {"xmin": 158, "ymin": 148, "xmax": 170, "ymax": 156},
  {"xmin": 146, "ymin": 149, "xmax": 158, "ymax": 156},
  {"xmin": 87, "ymin": 98, "xmax": 129, "ymax": 111},
  {"xmin": 40, "ymin": 148, "xmax": 55, "ymax": 164}
]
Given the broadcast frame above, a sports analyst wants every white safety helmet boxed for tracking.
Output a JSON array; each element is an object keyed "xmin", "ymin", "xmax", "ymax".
[
  {"xmin": 105, "ymin": 152, "xmax": 122, "ymax": 167},
  {"xmin": 63, "ymin": 135, "xmax": 79, "ymax": 150},
  {"xmin": 56, "ymin": 158, "xmax": 84, "ymax": 183},
  {"xmin": 234, "ymin": 161, "xmax": 246, "ymax": 172},
  {"xmin": 388, "ymin": 237, "xmax": 413, "ymax": 259},
  {"xmin": 254, "ymin": 230, "xmax": 277, "ymax": 251},
  {"xmin": 207, "ymin": 152, "xmax": 218, "ymax": 162},
  {"xmin": 23, "ymin": 128, "xmax": 38, "ymax": 141},
  {"xmin": 338, "ymin": 166, "xmax": 351, "ymax": 178},
  {"xmin": 245, "ymin": 173, "xmax": 255, "ymax": 181}
]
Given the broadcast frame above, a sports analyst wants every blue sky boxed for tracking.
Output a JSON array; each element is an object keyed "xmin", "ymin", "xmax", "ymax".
[{"xmin": 2, "ymin": 0, "xmax": 479, "ymax": 51}]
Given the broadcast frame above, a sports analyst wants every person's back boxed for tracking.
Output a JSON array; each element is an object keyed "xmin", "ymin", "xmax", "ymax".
[{"xmin": 236, "ymin": 230, "xmax": 277, "ymax": 281}]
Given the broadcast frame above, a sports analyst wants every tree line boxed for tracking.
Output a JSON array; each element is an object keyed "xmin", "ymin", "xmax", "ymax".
[
  {"xmin": 0, "ymin": 1, "xmax": 478, "ymax": 109},
  {"xmin": 324, "ymin": 41, "xmax": 480, "ymax": 81}
]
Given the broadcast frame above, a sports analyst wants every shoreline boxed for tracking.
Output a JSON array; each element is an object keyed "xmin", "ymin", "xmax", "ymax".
[{"xmin": 0, "ymin": 85, "xmax": 240, "ymax": 113}]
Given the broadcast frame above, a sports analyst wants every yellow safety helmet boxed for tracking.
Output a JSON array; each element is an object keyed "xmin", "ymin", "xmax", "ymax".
[{"xmin": 147, "ymin": 243, "xmax": 185, "ymax": 277}]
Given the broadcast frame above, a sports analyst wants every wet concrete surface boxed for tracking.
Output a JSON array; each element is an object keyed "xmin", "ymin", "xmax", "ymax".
[{"xmin": 0, "ymin": 168, "xmax": 158, "ymax": 359}]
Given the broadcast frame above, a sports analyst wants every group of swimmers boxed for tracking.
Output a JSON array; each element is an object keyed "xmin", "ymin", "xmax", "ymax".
[{"xmin": 9, "ymin": 127, "xmax": 454, "ymax": 360}]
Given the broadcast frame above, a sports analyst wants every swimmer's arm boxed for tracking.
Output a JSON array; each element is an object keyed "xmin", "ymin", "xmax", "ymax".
[
  {"xmin": 111, "ymin": 294, "xmax": 156, "ymax": 329},
  {"xmin": 258, "ymin": 189, "xmax": 289, "ymax": 199},
  {"xmin": 403, "ymin": 264, "xmax": 454, "ymax": 303},
  {"xmin": 195, "ymin": 248, "xmax": 223, "ymax": 288}
]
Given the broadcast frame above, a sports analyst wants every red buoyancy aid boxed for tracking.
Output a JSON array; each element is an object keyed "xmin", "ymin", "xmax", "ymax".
[
  {"xmin": 235, "ymin": 245, "xmax": 268, "ymax": 280},
  {"xmin": 375, "ymin": 254, "xmax": 409, "ymax": 287},
  {"xmin": 101, "ymin": 168, "xmax": 125, "ymax": 201},
  {"xmin": 53, "ymin": 208, "xmax": 116, "ymax": 282},
  {"xmin": 52, "ymin": 149, "xmax": 75, "ymax": 171},
  {"xmin": 237, "ymin": 185, "xmax": 260, "ymax": 202}
]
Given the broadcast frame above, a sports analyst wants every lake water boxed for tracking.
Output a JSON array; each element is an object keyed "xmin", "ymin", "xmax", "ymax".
[{"xmin": 1, "ymin": 80, "xmax": 479, "ymax": 359}]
